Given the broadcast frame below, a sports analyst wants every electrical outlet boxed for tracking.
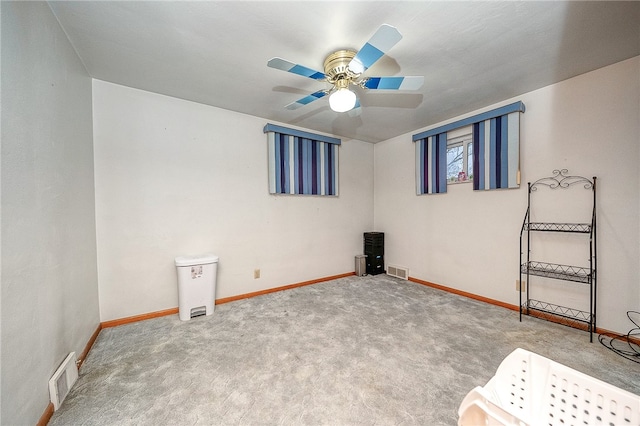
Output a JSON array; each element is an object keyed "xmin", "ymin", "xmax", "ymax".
[
  {"xmin": 254, "ymin": 269, "xmax": 260, "ymax": 279},
  {"xmin": 516, "ymin": 279, "xmax": 526, "ymax": 292}
]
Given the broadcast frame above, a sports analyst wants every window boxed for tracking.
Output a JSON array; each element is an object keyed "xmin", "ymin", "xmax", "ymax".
[
  {"xmin": 446, "ymin": 129, "xmax": 473, "ymax": 184},
  {"xmin": 263, "ymin": 124, "xmax": 340, "ymax": 196},
  {"xmin": 413, "ymin": 101, "xmax": 524, "ymax": 194}
]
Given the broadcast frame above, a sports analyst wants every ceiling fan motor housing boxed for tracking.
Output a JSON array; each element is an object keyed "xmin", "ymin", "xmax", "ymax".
[{"xmin": 323, "ymin": 50, "xmax": 358, "ymax": 84}]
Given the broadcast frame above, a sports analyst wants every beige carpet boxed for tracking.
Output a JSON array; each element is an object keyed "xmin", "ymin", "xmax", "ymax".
[{"xmin": 50, "ymin": 274, "xmax": 639, "ymax": 425}]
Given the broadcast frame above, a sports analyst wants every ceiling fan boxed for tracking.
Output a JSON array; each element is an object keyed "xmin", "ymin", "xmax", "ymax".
[{"xmin": 267, "ymin": 24, "xmax": 424, "ymax": 113}]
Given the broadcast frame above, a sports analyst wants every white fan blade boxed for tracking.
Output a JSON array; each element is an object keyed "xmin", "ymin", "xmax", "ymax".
[
  {"xmin": 348, "ymin": 24, "xmax": 403, "ymax": 74},
  {"xmin": 267, "ymin": 57, "xmax": 326, "ymax": 80}
]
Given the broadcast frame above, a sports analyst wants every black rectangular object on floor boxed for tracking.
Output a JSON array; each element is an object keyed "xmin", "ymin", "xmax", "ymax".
[
  {"xmin": 364, "ymin": 232, "xmax": 384, "ymax": 275},
  {"xmin": 364, "ymin": 232, "xmax": 384, "ymax": 244},
  {"xmin": 366, "ymin": 255, "xmax": 385, "ymax": 275},
  {"xmin": 364, "ymin": 232, "xmax": 384, "ymax": 253}
]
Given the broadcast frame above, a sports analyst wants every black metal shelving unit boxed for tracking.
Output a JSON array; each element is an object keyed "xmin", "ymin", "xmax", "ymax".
[{"xmin": 519, "ymin": 169, "xmax": 597, "ymax": 341}]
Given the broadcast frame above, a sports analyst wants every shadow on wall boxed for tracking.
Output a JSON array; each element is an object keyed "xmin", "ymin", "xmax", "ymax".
[{"xmin": 540, "ymin": 1, "xmax": 640, "ymax": 334}]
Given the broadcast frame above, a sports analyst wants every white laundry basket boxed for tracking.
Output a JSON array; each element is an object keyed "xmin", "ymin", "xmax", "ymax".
[
  {"xmin": 175, "ymin": 254, "xmax": 218, "ymax": 321},
  {"xmin": 458, "ymin": 348, "xmax": 640, "ymax": 426}
]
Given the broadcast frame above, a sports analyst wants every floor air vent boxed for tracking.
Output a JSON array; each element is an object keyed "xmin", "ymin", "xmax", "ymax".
[
  {"xmin": 49, "ymin": 352, "xmax": 79, "ymax": 410},
  {"xmin": 387, "ymin": 265, "xmax": 409, "ymax": 280}
]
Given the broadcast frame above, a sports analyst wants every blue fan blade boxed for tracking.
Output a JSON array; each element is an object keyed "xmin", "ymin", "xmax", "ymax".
[
  {"xmin": 349, "ymin": 24, "xmax": 402, "ymax": 74},
  {"xmin": 363, "ymin": 76, "xmax": 424, "ymax": 90},
  {"xmin": 285, "ymin": 90, "xmax": 327, "ymax": 110},
  {"xmin": 268, "ymin": 57, "xmax": 326, "ymax": 80}
]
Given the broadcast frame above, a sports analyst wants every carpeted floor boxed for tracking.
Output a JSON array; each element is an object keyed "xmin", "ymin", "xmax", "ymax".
[{"xmin": 50, "ymin": 274, "xmax": 640, "ymax": 425}]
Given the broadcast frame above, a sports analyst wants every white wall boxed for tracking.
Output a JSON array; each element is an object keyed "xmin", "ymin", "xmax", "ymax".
[
  {"xmin": 0, "ymin": 7, "xmax": 634, "ymax": 420},
  {"xmin": 374, "ymin": 57, "xmax": 639, "ymax": 335},
  {"xmin": 1, "ymin": 2, "xmax": 100, "ymax": 424},
  {"xmin": 92, "ymin": 80, "xmax": 374, "ymax": 321}
]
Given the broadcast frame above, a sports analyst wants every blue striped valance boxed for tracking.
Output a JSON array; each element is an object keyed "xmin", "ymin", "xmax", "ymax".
[
  {"xmin": 263, "ymin": 124, "xmax": 341, "ymax": 145},
  {"xmin": 413, "ymin": 102, "xmax": 524, "ymax": 194},
  {"xmin": 412, "ymin": 102, "xmax": 525, "ymax": 141},
  {"xmin": 264, "ymin": 124, "xmax": 339, "ymax": 196}
]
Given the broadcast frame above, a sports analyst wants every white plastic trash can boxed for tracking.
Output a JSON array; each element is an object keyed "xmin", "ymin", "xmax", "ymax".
[{"xmin": 175, "ymin": 254, "xmax": 219, "ymax": 321}]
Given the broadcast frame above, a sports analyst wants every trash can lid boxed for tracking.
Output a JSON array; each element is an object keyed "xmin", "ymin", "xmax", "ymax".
[{"xmin": 175, "ymin": 254, "xmax": 219, "ymax": 267}]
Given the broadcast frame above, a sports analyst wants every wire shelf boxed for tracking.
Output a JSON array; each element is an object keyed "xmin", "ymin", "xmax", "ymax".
[
  {"xmin": 521, "ymin": 261, "xmax": 592, "ymax": 284},
  {"xmin": 527, "ymin": 222, "xmax": 591, "ymax": 233},
  {"xmin": 523, "ymin": 299, "xmax": 593, "ymax": 326},
  {"xmin": 519, "ymin": 170, "xmax": 597, "ymax": 342}
]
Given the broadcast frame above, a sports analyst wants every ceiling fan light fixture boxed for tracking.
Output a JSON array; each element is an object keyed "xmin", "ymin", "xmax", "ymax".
[
  {"xmin": 329, "ymin": 88, "xmax": 356, "ymax": 112},
  {"xmin": 329, "ymin": 79, "xmax": 357, "ymax": 112}
]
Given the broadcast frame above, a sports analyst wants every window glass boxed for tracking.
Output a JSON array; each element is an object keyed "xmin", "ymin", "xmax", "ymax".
[
  {"xmin": 446, "ymin": 127, "xmax": 472, "ymax": 184},
  {"xmin": 447, "ymin": 145, "xmax": 464, "ymax": 182}
]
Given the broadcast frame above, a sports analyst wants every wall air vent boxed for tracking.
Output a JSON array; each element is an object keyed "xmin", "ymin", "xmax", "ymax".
[
  {"xmin": 48, "ymin": 352, "xmax": 79, "ymax": 410},
  {"xmin": 387, "ymin": 264, "xmax": 409, "ymax": 280}
]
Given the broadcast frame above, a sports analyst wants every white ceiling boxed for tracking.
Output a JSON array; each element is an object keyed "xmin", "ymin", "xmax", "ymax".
[{"xmin": 49, "ymin": 1, "xmax": 640, "ymax": 143}]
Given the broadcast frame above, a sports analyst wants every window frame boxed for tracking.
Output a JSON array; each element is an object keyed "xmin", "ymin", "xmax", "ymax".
[{"xmin": 446, "ymin": 127, "xmax": 473, "ymax": 185}]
